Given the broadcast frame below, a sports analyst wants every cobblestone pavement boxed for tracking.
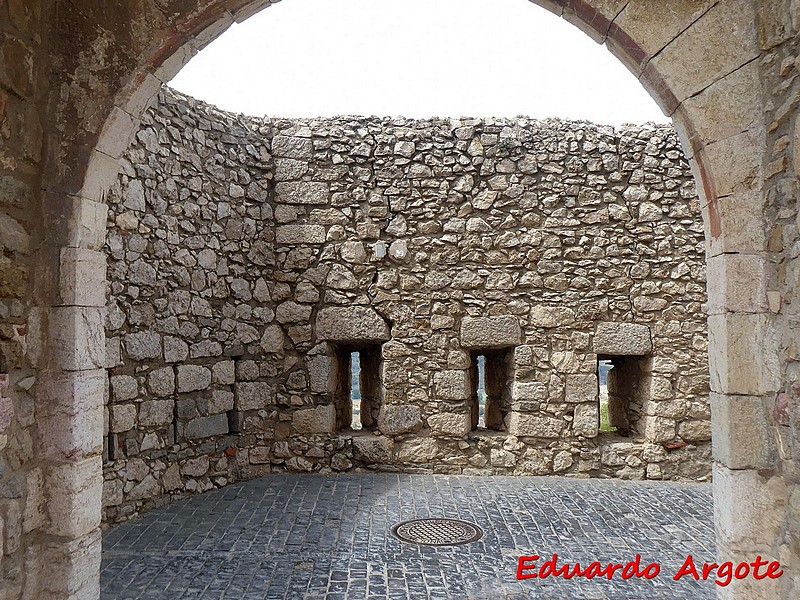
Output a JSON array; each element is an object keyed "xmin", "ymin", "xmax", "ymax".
[{"xmin": 102, "ymin": 474, "xmax": 715, "ymax": 599}]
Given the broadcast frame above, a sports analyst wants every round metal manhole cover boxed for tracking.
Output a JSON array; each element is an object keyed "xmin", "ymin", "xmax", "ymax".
[{"xmin": 391, "ymin": 518, "xmax": 483, "ymax": 546}]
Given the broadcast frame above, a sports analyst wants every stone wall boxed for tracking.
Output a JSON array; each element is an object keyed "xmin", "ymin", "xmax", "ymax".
[
  {"xmin": 101, "ymin": 87, "xmax": 710, "ymax": 522},
  {"xmin": 0, "ymin": 1, "xmax": 48, "ymax": 597}
]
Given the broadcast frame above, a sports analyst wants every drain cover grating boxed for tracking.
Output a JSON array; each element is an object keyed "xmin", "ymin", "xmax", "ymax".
[{"xmin": 391, "ymin": 518, "xmax": 483, "ymax": 546}]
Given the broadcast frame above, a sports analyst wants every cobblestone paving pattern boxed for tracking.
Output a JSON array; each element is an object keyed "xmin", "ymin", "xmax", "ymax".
[{"xmin": 102, "ymin": 474, "xmax": 715, "ymax": 599}]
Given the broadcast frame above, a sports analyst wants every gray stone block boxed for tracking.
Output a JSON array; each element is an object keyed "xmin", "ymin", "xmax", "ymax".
[
  {"xmin": 594, "ymin": 322, "xmax": 652, "ymax": 356},
  {"xmin": 433, "ymin": 370, "xmax": 469, "ymax": 400},
  {"xmin": 460, "ymin": 316, "xmax": 521, "ymax": 348},
  {"xmin": 352, "ymin": 436, "xmax": 394, "ymax": 463},
  {"xmin": 235, "ymin": 382, "xmax": 274, "ymax": 411},
  {"xmin": 291, "ymin": 404, "xmax": 336, "ymax": 434},
  {"xmin": 176, "ymin": 365, "xmax": 212, "ymax": 393},
  {"xmin": 507, "ymin": 413, "xmax": 564, "ymax": 438},
  {"xmin": 316, "ymin": 306, "xmax": 390, "ymax": 343},
  {"xmin": 184, "ymin": 414, "xmax": 229, "ymax": 440},
  {"xmin": 276, "ymin": 225, "xmax": 326, "ymax": 245},
  {"xmin": 275, "ymin": 181, "xmax": 329, "ymax": 205},
  {"xmin": 378, "ymin": 405, "xmax": 423, "ymax": 435}
]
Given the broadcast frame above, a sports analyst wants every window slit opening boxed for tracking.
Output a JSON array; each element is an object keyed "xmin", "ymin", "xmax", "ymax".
[{"xmin": 351, "ymin": 351, "xmax": 362, "ymax": 431}]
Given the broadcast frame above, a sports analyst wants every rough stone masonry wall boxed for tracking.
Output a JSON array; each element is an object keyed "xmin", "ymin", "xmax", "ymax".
[
  {"xmin": 0, "ymin": 1, "xmax": 48, "ymax": 596},
  {"xmin": 102, "ymin": 88, "xmax": 710, "ymax": 522}
]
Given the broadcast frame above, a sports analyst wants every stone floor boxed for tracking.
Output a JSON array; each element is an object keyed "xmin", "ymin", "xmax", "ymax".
[{"xmin": 102, "ymin": 474, "xmax": 716, "ymax": 599}]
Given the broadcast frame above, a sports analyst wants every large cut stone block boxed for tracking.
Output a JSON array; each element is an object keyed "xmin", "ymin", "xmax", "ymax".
[
  {"xmin": 316, "ymin": 306, "xmax": 390, "ymax": 342},
  {"xmin": 123, "ymin": 330, "xmax": 161, "ymax": 361},
  {"xmin": 352, "ymin": 436, "xmax": 394, "ymax": 463},
  {"xmin": 711, "ymin": 393, "xmax": 777, "ymax": 470},
  {"xmin": 646, "ymin": 0, "xmax": 758, "ymax": 104},
  {"xmin": 706, "ymin": 253, "xmax": 768, "ymax": 315},
  {"xmin": 427, "ymin": 412, "xmax": 470, "ymax": 437},
  {"xmin": 460, "ymin": 315, "xmax": 521, "ymax": 348},
  {"xmin": 45, "ymin": 457, "xmax": 103, "ymax": 538},
  {"xmin": 507, "ymin": 413, "xmax": 564, "ymax": 438},
  {"xmin": 292, "ymin": 404, "xmax": 336, "ymax": 434},
  {"xmin": 51, "ymin": 307, "xmax": 106, "ymax": 370},
  {"xmin": 593, "ymin": 322, "xmax": 652, "ymax": 355},
  {"xmin": 713, "ymin": 464, "xmax": 787, "ymax": 549},
  {"xmin": 306, "ymin": 355, "xmax": 330, "ymax": 393},
  {"xmin": 36, "ymin": 369, "xmax": 105, "ymax": 461},
  {"xmin": 184, "ymin": 414, "xmax": 229, "ymax": 440},
  {"xmin": 573, "ymin": 403, "xmax": 599, "ymax": 438},
  {"xmin": 176, "ymin": 365, "xmax": 211, "ymax": 393},
  {"xmin": 275, "ymin": 181, "xmax": 329, "ymax": 205},
  {"xmin": 235, "ymin": 382, "xmax": 274, "ymax": 411},
  {"xmin": 433, "ymin": 370, "xmax": 469, "ymax": 400},
  {"xmin": 276, "ymin": 225, "xmax": 326, "ymax": 245},
  {"xmin": 59, "ymin": 248, "xmax": 106, "ymax": 307},
  {"xmin": 38, "ymin": 528, "xmax": 102, "ymax": 599},
  {"xmin": 272, "ymin": 135, "xmax": 314, "ymax": 159},
  {"xmin": 378, "ymin": 404, "xmax": 423, "ymax": 435},
  {"xmin": 138, "ymin": 399, "xmax": 174, "ymax": 428},
  {"xmin": 512, "ymin": 381, "xmax": 547, "ymax": 401},
  {"xmin": 708, "ymin": 313, "xmax": 780, "ymax": 395},
  {"xmin": 565, "ymin": 374, "xmax": 598, "ymax": 403},
  {"xmin": 529, "ymin": 306, "xmax": 575, "ymax": 328}
]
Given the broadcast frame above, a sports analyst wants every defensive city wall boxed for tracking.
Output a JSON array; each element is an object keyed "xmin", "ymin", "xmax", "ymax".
[{"xmin": 101, "ymin": 88, "xmax": 710, "ymax": 522}]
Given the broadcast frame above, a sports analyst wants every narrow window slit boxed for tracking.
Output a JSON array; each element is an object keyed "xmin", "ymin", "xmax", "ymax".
[
  {"xmin": 598, "ymin": 359, "xmax": 615, "ymax": 433},
  {"xmin": 476, "ymin": 354, "xmax": 487, "ymax": 429},
  {"xmin": 350, "ymin": 351, "xmax": 362, "ymax": 430},
  {"xmin": 333, "ymin": 344, "xmax": 382, "ymax": 432},
  {"xmin": 469, "ymin": 349, "xmax": 511, "ymax": 432}
]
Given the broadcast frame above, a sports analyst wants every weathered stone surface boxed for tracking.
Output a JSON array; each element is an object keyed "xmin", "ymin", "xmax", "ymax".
[
  {"xmin": 184, "ymin": 414, "xmax": 229, "ymax": 440},
  {"xmin": 124, "ymin": 331, "xmax": 161, "ymax": 361},
  {"xmin": 396, "ymin": 438, "xmax": 439, "ymax": 463},
  {"xmin": 275, "ymin": 181, "xmax": 329, "ymax": 204},
  {"xmin": 512, "ymin": 382, "xmax": 547, "ymax": 402},
  {"xmin": 176, "ymin": 365, "xmax": 211, "ymax": 393},
  {"xmin": 460, "ymin": 316, "xmax": 521, "ymax": 348},
  {"xmin": 573, "ymin": 403, "xmax": 599, "ymax": 437},
  {"xmin": 352, "ymin": 436, "xmax": 394, "ymax": 463},
  {"xmin": 379, "ymin": 405, "xmax": 423, "ymax": 435},
  {"xmin": 110, "ymin": 375, "xmax": 137, "ymax": 402},
  {"xmin": 292, "ymin": 404, "xmax": 336, "ymax": 434},
  {"xmin": 272, "ymin": 135, "xmax": 314, "ymax": 159},
  {"xmin": 212, "ymin": 361, "xmax": 235, "ymax": 385},
  {"xmin": 147, "ymin": 367, "xmax": 174, "ymax": 397},
  {"xmin": 316, "ymin": 307, "xmax": 390, "ymax": 342},
  {"xmin": 593, "ymin": 322, "xmax": 652, "ymax": 355},
  {"xmin": 109, "ymin": 404, "xmax": 136, "ymax": 433},
  {"xmin": 235, "ymin": 382, "xmax": 273, "ymax": 411},
  {"xmin": 507, "ymin": 413, "xmax": 564, "ymax": 438},
  {"xmin": 529, "ymin": 306, "xmax": 575, "ymax": 328},
  {"xmin": 276, "ymin": 225, "xmax": 326, "ymax": 245},
  {"xmin": 138, "ymin": 399, "xmax": 174, "ymax": 427},
  {"xmin": 433, "ymin": 370, "xmax": 468, "ymax": 400},
  {"xmin": 427, "ymin": 412, "xmax": 470, "ymax": 437},
  {"xmin": 565, "ymin": 374, "xmax": 598, "ymax": 403}
]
